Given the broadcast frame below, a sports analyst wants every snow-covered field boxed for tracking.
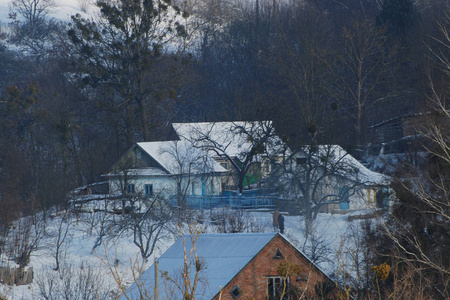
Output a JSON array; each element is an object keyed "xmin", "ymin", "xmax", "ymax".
[{"xmin": 0, "ymin": 208, "xmax": 381, "ymax": 299}]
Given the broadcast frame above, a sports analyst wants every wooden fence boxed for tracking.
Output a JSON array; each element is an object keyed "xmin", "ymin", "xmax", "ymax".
[{"xmin": 0, "ymin": 266, "xmax": 33, "ymax": 286}]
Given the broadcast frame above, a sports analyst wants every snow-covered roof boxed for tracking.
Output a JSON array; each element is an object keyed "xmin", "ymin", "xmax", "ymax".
[
  {"xmin": 369, "ymin": 112, "xmax": 426, "ymax": 128},
  {"xmin": 107, "ymin": 167, "xmax": 170, "ymax": 177},
  {"xmin": 137, "ymin": 141, "xmax": 227, "ymax": 175},
  {"xmin": 172, "ymin": 121, "xmax": 286, "ymax": 160},
  {"xmin": 295, "ymin": 145, "xmax": 390, "ymax": 185},
  {"xmin": 122, "ymin": 233, "xmax": 278, "ymax": 300}
]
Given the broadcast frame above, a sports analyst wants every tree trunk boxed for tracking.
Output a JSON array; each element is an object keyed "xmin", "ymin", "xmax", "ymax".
[
  {"xmin": 304, "ymin": 201, "xmax": 313, "ymax": 237},
  {"xmin": 237, "ymin": 169, "xmax": 245, "ymax": 194},
  {"xmin": 356, "ymin": 105, "xmax": 363, "ymax": 146},
  {"xmin": 139, "ymin": 98, "xmax": 151, "ymax": 141},
  {"xmin": 126, "ymin": 104, "xmax": 134, "ymax": 147}
]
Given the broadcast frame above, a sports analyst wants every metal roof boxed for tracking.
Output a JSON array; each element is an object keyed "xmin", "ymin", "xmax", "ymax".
[{"xmin": 122, "ymin": 233, "xmax": 277, "ymax": 300}]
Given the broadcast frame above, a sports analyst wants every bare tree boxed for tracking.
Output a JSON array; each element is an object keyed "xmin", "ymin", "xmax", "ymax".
[
  {"xmin": 8, "ymin": 0, "xmax": 62, "ymax": 58},
  {"xmin": 160, "ymin": 140, "xmax": 217, "ymax": 208},
  {"xmin": 111, "ymin": 193, "xmax": 174, "ymax": 263},
  {"xmin": 161, "ymin": 223, "xmax": 205, "ymax": 300},
  {"xmin": 132, "ymin": 200, "xmax": 173, "ymax": 263},
  {"xmin": 108, "ymin": 159, "xmax": 154, "ymax": 216},
  {"xmin": 272, "ymin": 145, "xmax": 388, "ymax": 235},
  {"xmin": 36, "ymin": 260, "xmax": 109, "ymax": 300},
  {"xmin": 5, "ymin": 213, "xmax": 46, "ymax": 268},
  {"xmin": 367, "ymin": 17, "xmax": 450, "ymax": 299},
  {"xmin": 268, "ymin": 6, "xmax": 333, "ymax": 144},
  {"xmin": 9, "ymin": 0, "xmax": 56, "ymax": 26},
  {"xmin": 326, "ymin": 20, "xmax": 396, "ymax": 146},
  {"xmin": 51, "ymin": 210, "xmax": 72, "ymax": 271},
  {"xmin": 175, "ymin": 121, "xmax": 286, "ymax": 194},
  {"xmin": 106, "ymin": 224, "xmax": 207, "ymax": 300},
  {"xmin": 387, "ymin": 14, "xmax": 449, "ymax": 292}
]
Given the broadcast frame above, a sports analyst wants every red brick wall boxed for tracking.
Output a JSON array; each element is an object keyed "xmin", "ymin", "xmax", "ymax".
[{"xmin": 213, "ymin": 235, "xmax": 338, "ymax": 300}]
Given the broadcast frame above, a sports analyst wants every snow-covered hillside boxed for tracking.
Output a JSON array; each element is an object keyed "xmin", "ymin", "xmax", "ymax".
[
  {"xmin": 0, "ymin": 208, "xmax": 381, "ymax": 299},
  {"xmin": 0, "ymin": 0, "xmax": 94, "ymax": 25}
]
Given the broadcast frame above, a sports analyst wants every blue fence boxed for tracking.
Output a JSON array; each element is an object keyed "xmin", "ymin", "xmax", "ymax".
[{"xmin": 170, "ymin": 194, "xmax": 278, "ymax": 210}]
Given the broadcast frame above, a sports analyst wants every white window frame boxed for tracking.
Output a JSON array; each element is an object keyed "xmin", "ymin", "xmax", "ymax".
[{"xmin": 267, "ymin": 276, "xmax": 289, "ymax": 300}]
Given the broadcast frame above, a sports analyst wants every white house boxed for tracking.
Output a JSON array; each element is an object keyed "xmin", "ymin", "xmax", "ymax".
[
  {"xmin": 104, "ymin": 126, "xmax": 389, "ymax": 212},
  {"xmin": 105, "ymin": 141, "xmax": 227, "ymax": 203}
]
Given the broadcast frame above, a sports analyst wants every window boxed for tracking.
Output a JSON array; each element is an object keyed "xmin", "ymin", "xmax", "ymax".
[
  {"xmin": 368, "ymin": 189, "xmax": 376, "ymax": 204},
  {"xmin": 296, "ymin": 157, "xmax": 307, "ymax": 165},
  {"xmin": 267, "ymin": 277, "xmax": 289, "ymax": 300},
  {"xmin": 127, "ymin": 184, "xmax": 135, "ymax": 194},
  {"xmin": 220, "ymin": 162, "xmax": 228, "ymax": 169},
  {"xmin": 273, "ymin": 248, "xmax": 284, "ymax": 259},
  {"xmin": 229, "ymin": 285, "xmax": 242, "ymax": 299},
  {"xmin": 145, "ymin": 184, "xmax": 153, "ymax": 196},
  {"xmin": 265, "ymin": 160, "xmax": 271, "ymax": 173},
  {"xmin": 191, "ymin": 182, "xmax": 196, "ymax": 195}
]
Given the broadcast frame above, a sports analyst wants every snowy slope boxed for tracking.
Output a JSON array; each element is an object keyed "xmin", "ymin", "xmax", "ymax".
[{"xmin": 0, "ymin": 209, "xmax": 379, "ymax": 299}]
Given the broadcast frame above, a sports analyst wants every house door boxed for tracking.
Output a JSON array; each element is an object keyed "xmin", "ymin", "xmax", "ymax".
[{"xmin": 339, "ymin": 187, "xmax": 350, "ymax": 210}]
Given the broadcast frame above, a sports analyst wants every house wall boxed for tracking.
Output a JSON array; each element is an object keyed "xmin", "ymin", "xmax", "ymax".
[
  {"xmin": 346, "ymin": 187, "xmax": 376, "ymax": 210},
  {"xmin": 214, "ymin": 236, "xmax": 339, "ymax": 300},
  {"xmin": 109, "ymin": 174, "xmax": 223, "ymax": 199},
  {"xmin": 313, "ymin": 176, "xmax": 379, "ymax": 213},
  {"xmin": 214, "ymin": 156, "xmax": 281, "ymax": 191},
  {"xmin": 325, "ymin": 186, "xmax": 390, "ymax": 212}
]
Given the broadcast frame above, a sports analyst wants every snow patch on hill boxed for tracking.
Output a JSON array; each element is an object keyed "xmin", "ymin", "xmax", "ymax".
[{"xmin": 0, "ymin": 0, "xmax": 95, "ymax": 25}]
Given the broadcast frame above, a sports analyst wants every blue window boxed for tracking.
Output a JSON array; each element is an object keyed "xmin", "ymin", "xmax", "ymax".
[
  {"xmin": 145, "ymin": 184, "xmax": 153, "ymax": 196},
  {"xmin": 127, "ymin": 184, "xmax": 135, "ymax": 194}
]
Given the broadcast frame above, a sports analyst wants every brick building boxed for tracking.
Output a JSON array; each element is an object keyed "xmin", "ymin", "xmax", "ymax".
[{"xmin": 122, "ymin": 233, "xmax": 341, "ymax": 299}]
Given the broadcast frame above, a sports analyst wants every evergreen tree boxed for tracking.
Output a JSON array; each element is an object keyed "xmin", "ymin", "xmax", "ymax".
[{"xmin": 68, "ymin": 0, "xmax": 188, "ymax": 145}]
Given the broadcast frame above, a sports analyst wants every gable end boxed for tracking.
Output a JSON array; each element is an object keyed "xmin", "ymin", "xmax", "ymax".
[
  {"xmin": 214, "ymin": 234, "xmax": 341, "ymax": 300},
  {"xmin": 110, "ymin": 144, "xmax": 169, "ymax": 173}
]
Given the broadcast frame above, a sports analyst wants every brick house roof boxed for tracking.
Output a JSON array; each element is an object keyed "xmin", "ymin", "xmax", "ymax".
[{"xmin": 122, "ymin": 233, "xmax": 340, "ymax": 299}]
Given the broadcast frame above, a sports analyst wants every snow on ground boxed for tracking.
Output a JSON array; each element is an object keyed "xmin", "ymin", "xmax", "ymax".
[{"xmin": 0, "ymin": 208, "xmax": 380, "ymax": 299}]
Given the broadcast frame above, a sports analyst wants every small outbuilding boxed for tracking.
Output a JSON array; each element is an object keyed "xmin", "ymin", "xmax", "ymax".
[
  {"xmin": 286, "ymin": 145, "xmax": 391, "ymax": 213},
  {"xmin": 122, "ymin": 233, "xmax": 341, "ymax": 299}
]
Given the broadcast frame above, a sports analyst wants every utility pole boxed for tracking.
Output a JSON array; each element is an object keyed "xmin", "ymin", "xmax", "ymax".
[{"xmin": 154, "ymin": 259, "xmax": 159, "ymax": 300}]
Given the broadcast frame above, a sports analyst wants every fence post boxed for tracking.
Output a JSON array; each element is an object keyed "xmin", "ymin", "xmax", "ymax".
[{"xmin": 0, "ymin": 266, "xmax": 34, "ymax": 286}]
